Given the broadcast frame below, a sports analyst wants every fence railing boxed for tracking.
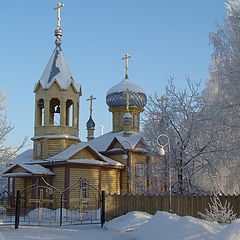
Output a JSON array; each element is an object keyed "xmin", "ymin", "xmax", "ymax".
[{"xmin": 105, "ymin": 194, "xmax": 240, "ymax": 220}]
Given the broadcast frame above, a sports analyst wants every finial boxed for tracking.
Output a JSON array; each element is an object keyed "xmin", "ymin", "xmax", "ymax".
[
  {"xmin": 122, "ymin": 53, "xmax": 132, "ymax": 79},
  {"xmin": 54, "ymin": 2, "xmax": 64, "ymax": 46},
  {"xmin": 125, "ymin": 88, "xmax": 130, "ymax": 112},
  {"xmin": 87, "ymin": 95, "xmax": 96, "ymax": 117}
]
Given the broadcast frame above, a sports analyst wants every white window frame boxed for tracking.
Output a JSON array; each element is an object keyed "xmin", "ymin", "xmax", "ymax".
[
  {"xmin": 136, "ymin": 163, "xmax": 145, "ymax": 177},
  {"xmin": 80, "ymin": 181, "xmax": 89, "ymax": 202}
]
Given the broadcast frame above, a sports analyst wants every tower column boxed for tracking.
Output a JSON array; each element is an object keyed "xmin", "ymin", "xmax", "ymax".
[
  {"xmin": 60, "ymin": 98, "xmax": 66, "ymax": 126},
  {"xmin": 44, "ymin": 98, "xmax": 50, "ymax": 126},
  {"xmin": 73, "ymin": 100, "xmax": 78, "ymax": 128}
]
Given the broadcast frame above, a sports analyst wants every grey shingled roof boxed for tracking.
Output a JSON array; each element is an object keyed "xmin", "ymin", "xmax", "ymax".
[{"xmin": 34, "ymin": 46, "xmax": 81, "ymax": 92}]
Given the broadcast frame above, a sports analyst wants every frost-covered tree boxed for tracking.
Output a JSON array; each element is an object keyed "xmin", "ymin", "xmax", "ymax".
[
  {"xmin": 143, "ymin": 78, "xmax": 218, "ymax": 195},
  {"xmin": 203, "ymin": 0, "xmax": 240, "ymax": 194},
  {"xmin": 198, "ymin": 195, "xmax": 236, "ymax": 224},
  {"xmin": 0, "ymin": 93, "xmax": 26, "ymax": 173}
]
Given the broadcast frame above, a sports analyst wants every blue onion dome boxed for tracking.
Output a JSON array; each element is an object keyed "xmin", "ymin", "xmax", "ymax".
[
  {"xmin": 86, "ymin": 116, "xmax": 95, "ymax": 129},
  {"xmin": 122, "ymin": 112, "xmax": 133, "ymax": 125},
  {"xmin": 106, "ymin": 77, "xmax": 147, "ymax": 109}
]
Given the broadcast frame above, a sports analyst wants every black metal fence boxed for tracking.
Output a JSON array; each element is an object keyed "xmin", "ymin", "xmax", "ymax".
[{"xmin": 0, "ymin": 177, "xmax": 105, "ymax": 228}]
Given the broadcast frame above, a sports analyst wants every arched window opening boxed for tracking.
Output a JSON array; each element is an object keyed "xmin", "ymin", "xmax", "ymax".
[
  {"xmin": 66, "ymin": 100, "xmax": 74, "ymax": 127},
  {"xmin": 50, "ymin": 98, "xmax": 60, "ymax": 126},
  {"xmin": 37, "ymin": 99, "xmax": 44, "ymax": 126}
]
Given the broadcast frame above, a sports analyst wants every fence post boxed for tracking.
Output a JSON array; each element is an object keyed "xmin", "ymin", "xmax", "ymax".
[
  {"xmin": 101, "ymin": 191, "xmax": 105, "ymax": 228},
  {"xmin": 15, "ymin": 190, "xmax": 20, "ymax": 229},
  {"xmin": 60, "ymin": 194, "xmax": 63, "ymax": 227}
]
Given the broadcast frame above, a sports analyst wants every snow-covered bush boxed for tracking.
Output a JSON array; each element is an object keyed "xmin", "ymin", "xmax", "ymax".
[{"xmin": 198, "ymin": 195, "xmax": 236, "ymax": 224}]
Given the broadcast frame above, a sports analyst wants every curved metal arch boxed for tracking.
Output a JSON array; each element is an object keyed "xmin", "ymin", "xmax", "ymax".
[
  {"xmin": 63, "ymin": 177, "xmax": 101, "ymax": 196},
  {"xmin": 19, "ymin": 177, "xmax": 62, "ymax": 198}
]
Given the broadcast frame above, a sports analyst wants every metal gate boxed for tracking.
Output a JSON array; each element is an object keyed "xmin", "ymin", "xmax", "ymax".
[
  {"xmin": 17, "ymin": 178, "xmax": 61, "ymax": 226},
  {"xmin": 15, "ymin": 177, "xmax": 105, "ymax": 228},
  {"xmin": 0, "ymin": 190, "xmax": 15, "ymax": 224},
  {"xmin": 61, "ymin": 177, "xmax": 102, "ymax": 225}
]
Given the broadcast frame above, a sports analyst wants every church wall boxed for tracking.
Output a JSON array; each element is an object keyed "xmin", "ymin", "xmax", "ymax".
[
  {"xmin": 34, "ymin": 138, "xmax": 78, "ymax": 159},
  {"xmin": 51, "ymin": 167, "xmax": 65, "ymax": 204},
  {"xmin": 130, "ymin": 152, "xmax": 148, "ymax": 194},
  {"xmin": 101, "ymin": 169, "xmax": 120, "ymax": 194},
  {"xmin": 68, "ymin": 167, "xmax": 100, "ymax": 208},
  {"xmin": 52, "ymin": 167, "xmax": 65, "ymax": 192},
  {"xmin": 14, "ymin": 178, "xmax": 25, "ymax": 195}
]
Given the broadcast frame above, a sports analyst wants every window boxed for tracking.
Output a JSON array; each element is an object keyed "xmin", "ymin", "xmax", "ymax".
[
  {"xmin": 80, "ymin": 181, "xmax": 89, "ymax": 202},
  {"xmin": 136, "ymin": 163, "xmax": 145, "ymax": 177},
  {"xmin": 136, "ymin": 182, "xmax": 145, "ymax": 195},
  {"xmin": 36, "ymin": 142, "xmax": 42, "ymax": 158}
]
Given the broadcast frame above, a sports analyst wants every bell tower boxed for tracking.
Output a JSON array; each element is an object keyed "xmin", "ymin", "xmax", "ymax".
[{"xmin": 32, "ymin": 2, "xmax": 82, "ymax": 159}]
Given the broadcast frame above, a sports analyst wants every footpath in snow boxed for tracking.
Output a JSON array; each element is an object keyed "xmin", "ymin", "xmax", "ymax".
[{"xmin": 1, "ymin": 211, "xmax": 240, "ymax": 240}]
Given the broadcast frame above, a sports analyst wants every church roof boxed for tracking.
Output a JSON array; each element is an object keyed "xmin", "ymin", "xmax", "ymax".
[
  {"xmin": 2, "ymin": 163, "xmax": 55, "ymax": 177},
  {"xmin": 34, "ymin": 46, "xmax": 81, "ymax": 93},
  {"xmin": 47, "ymin": 143, "xmax": 124, "ymax": 167},
  {"xmin": 107, "ymin": 77, "xmax": 146, "ymax": 95},
  {"xmin": 88, "ymin": 131, "xmax": 142, "ymax": 152},
  {"xmin": 106, "ymin": 77, "xmax": 147, "ymax": 109}
]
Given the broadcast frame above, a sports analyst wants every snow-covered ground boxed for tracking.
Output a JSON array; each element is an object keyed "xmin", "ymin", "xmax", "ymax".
[{"xmin": 0, "ymin": 211, "xmax": 240, "ymax": 240}]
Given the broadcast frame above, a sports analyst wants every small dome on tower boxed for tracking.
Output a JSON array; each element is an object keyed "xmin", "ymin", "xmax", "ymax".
[
  {"xmin": 86, "ymin": 116, "xmax": 95, "ymax": 129},
  {"xmin": 106, "ymin": 77, "xmax": 147, "ymax": 109},
  {"xmin": 122, "ymin": 112, "xmax": 133, "ymax": 125}
]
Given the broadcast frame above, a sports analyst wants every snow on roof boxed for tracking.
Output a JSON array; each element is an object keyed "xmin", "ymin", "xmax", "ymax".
[
  {"xmin": 2, "ymin": 163, "xmax": 55, "ymax": 177},
  {"xmin": 14, "ymin": 149, "xmax": 33, "ymax": 163},
  {"xmin": 67, "ymin": 159, "xmax": 108, "ymax": 165},
  {"xmin": 32, "ymin": 134, "xmax": 79, "ymax": 140},
  {"xmin": 89, "ymin": 131, "xmax": 142, "ymax": 152},
  {"xmin": 36, "ymin": 46, "xmax": 80, "ymax": 92},
  {"xmin": 47, "ymin": 142, "xmax": 124, "ymax": 167},
  {"xmin": 106, "ymin": 78, "xmax": 146, "ymax": 95}
]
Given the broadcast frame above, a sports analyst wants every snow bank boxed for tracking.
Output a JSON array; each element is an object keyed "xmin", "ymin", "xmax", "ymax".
[
  {"xmin": 107, "ymin": 211, "xmax": 240, "ymax": 240},
  {"xmin": 130, "ymin": 211, "xmax": 222, "ymax": 240},
  {"xmin": 105, "ymin": 211, "xmax": 152, "ymax": 232}
]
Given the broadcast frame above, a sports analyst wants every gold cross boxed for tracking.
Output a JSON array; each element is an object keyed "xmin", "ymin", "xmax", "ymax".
[
  {"xmin": 125, "ymin": 88, "xmax": 131, "ymax": 112},
  {"xmin": 122, "ymin": 53, "xmax": 132, "ymax": 78},
  {"xmin": 87, "ymin": 95, "xmax": 96, "ymax": 117},
  {"xmin": 29, "ymin": 189, "xmax": 53, "ymax": 221},
  {"xmin": 54, "ymin": 2, "xmax": 64, "ymax": 29}
]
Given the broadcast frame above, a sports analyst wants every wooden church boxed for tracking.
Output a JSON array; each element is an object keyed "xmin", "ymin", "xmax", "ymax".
[{"xmin": 2, "ymin": 3, "xmax": 159, "ymax": 205}]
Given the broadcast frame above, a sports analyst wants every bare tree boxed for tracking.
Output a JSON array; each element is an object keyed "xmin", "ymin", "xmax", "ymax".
[
  {"xmin": 0, "ymin": 93, "xmax": 26, "ymax": 173},
  {"xmin": 143, "ymin": 77, "xmax": 218, "ymax": 195}
]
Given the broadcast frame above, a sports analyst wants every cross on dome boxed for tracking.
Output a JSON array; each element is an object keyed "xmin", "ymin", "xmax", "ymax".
[
  {"xmin": 87, "ymin": 95, "xmax": 96, "ymax": 117},
  {"xmin": 122, "ymin": 53, "xmax": 132, "ymax": 79}
]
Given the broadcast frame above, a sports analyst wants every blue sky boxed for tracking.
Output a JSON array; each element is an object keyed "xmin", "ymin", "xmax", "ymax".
[{"xmin": 0, "ymin": 1, "xmax": 226, "ymax": 150}]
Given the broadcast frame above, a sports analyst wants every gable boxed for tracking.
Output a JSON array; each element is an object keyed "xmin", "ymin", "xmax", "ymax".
[
  {"xmin": 70, "ymin": 146, "xmax": 100, "ymax": 160},
  {"xmin": 10, "ymin": 165, "xmax": 29, "ymax": 174},
  {"xmin": 48, "ymin": 81, "xmax": 62, "ymax": 92}
]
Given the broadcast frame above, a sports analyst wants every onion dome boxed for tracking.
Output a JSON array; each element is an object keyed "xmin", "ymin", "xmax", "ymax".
[
  {"xmin": 86, "ymin": 116, "xmax": 95, "ymax": 129},
  {"xmin": 122, "ymin": 112, "xmax": 133, "ymax": 125},
  {"xmin": 106, "ymin": 76, "xmax": 147, "ymax": 109}
]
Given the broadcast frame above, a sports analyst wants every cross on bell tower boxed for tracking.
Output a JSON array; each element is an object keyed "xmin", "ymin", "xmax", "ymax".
[{"xmin": 33, "ymin": 2, "xmax": 82, "ymax": 159}]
